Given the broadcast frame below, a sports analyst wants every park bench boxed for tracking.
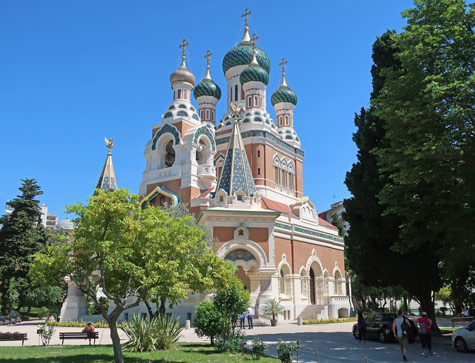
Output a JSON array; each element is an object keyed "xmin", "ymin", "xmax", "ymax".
[
  {"xmin": 451, "ymin": 316, "xmax": 473, "ymax": 327},
  {"xmin": 59, "ymin": 332, "xmax": 99, "ymax": 345},
  {"xmin": 0, "ymin": 332, "xmax": 28, "ymax": 345}
]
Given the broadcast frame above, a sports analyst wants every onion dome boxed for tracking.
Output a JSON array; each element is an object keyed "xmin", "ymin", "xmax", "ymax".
[
  {"xmin": 222, "ymin": 28, "xmax": 271, "ymax": 75},
  {"xmin": 193, "ymin": 66, "xmax": 221, "ymax": 100},
  {"xmin": 170, "ymin": 39, "xmax": 196, "ymax": 87},
  {"xmin": 240, "ymin": 51, "xmax": 269, "ymax": 85},
  {"xmin": 271, "ymin": 75, "xmax": 298, "ymax": 106},
  {"xmin": 56, "ymin": 218, "xmax": 74, "ymax": 232},
  {"xmin": 170, "ymin": 62, "xmax": 196, "ymax": 88}
]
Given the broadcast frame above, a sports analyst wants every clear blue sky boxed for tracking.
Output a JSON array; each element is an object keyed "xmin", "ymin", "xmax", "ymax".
[{"xmin": 0, "ymin": 0, "xmax": 415, "ymax": 220}]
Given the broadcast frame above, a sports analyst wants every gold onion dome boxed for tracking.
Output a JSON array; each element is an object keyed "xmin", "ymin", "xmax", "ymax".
[{"xmin": 170, "ymin": 38, "xmax": 196, "ymax": 87}]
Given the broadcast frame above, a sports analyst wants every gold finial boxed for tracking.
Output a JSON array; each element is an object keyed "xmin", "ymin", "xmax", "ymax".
[
  {"xmin": 204, "ymin": 49, "xmax": 212, "ymax": 79},
  {"xmin": 179, "ymin": 38, "xmax": 189, "ymax": 67},
  {"xmin": 104, "ymin": 137, "xmax": 114, "ymax": 154},
  {"xmin": 279, "ymin": 58, "xmax": 288, "ymax": 86},
  {"xmin": 242, "ymin": 8, "xmax": 252, "ymax": 28},
  {"xmin": 250, "ymin": 33, "xmax": 259, "ymax": 49}
]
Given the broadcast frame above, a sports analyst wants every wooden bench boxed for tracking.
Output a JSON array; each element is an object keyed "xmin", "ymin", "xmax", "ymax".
[
  {"xmin": 59, "ymin": 332, "xmax": 99, "ymax": 345},
  {"xmin": 0, "ymin": 332, "xmax": 28, "ymax": 345}
]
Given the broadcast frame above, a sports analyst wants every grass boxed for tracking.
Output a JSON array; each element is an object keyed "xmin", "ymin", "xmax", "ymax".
[{"xmin": 0, "ymin": 343, "xmax": 278, "ymax": 362}]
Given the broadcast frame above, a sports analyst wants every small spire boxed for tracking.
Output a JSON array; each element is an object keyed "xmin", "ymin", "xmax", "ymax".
[
  {"xmin": 249, "ymin": 34, "xmax": 259, "ymax": 65},
  {"xmin": 279, "ymin": 58, "xmax": 288, "ymax": 87},
  {"xmin": 179, "ymin": 38, "xmax": 189, "ymax": 68},
  {"xmin": 96, "ymin": 138, "xmax": 117, "ymax": 193},
  {"xmin": 204, "ymin": 49, "xmax": 212, "ymax": 80},
  {"xmin": 241, "ymin": 8, "xmax": 251, "ymax": 42}
]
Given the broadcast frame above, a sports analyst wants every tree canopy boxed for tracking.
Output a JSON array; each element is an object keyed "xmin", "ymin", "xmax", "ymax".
[{"xmin": 30, "ymin": 189, "xmax": 235, "ymax": 363}]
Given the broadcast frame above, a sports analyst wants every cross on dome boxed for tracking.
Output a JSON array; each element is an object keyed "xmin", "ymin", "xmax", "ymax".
[
  {"xmin": 242, "ymin": 8, "xmax": 252, "ymax": 28},
  {"xmin": 279, "ymin": 58, "xmax": 288, "ymax": 74},
  {"xmin": 204, "ymin": 49, "xmax": 212, "ymax": 66},
  {"xmin": 250, "ymin": 33, "xmax": 259, "ymax": 48},
  {"xmin": 179, "ymin": 38, "xmax": 189, "ymax": 64}
]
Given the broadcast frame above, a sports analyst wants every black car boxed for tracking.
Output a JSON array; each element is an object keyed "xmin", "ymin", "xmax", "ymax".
[{"xmin": 352, "ymin": 313, "xmax": 418, "ymax": 343}]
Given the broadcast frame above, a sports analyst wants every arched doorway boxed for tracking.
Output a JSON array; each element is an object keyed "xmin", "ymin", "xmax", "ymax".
[
  {"xmin": 236, "ymin": 266, "xmax": 250, "ymax": 291},
  {"xmin": 309, "ymin": 268, "xmax": 316, "ymax": 305}
]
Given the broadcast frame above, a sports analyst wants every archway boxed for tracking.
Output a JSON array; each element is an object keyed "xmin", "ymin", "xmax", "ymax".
[
  {"xmin": 196, "ymin": 138, "xmax": 211, "ymax": 166},
  {"xmin": 309, "ymin": 268, "xmax": 316, "ymax": 305},
  {"xmin": 334, "ymin": 270, "xmax": 342, "ymax": 295},
  {"xmin": 164, "ymin": 140, "xmax": 175, "ymax": 167},
  {"xmin": 236, "ymin": 266, "xmax": 250, "ymax": 291}
]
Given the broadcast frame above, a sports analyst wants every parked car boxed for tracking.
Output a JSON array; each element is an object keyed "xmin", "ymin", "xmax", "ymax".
[
  {"xmin": 352, "ymin": 313, "xmax": 418, "ymax": 343},
  {"xmin": 452, "ymin": 320, "xmax": 475, "ymax": 352}
]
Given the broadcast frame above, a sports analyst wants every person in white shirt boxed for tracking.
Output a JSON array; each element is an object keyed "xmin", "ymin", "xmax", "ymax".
[{"xmin": 247, "ymin": 306, "xmax": 254, "ymax": 329}]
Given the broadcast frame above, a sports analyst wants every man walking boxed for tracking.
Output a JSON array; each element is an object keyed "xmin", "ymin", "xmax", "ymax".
[
  {"xmin": 392, "ymin": 310, "xmax": 410, "ymax": 361},
  {"xmin": 247, "ymin": 305, "xmax": 254, "ymax": 329}
]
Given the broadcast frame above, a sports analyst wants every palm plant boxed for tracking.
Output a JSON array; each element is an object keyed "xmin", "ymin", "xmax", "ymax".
[
  {"xmin": 261, "ymin": 299, "xmax": 284, "ymax": 326},
  {"xmin": 122, "ymin": 315, "xmax": 158, "ymax": 352}
]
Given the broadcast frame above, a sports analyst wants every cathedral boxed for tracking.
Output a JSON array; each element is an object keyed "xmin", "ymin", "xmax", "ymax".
[
  {"xmin": 60, "ymin": 10, "xmax": 350, "ymax": 324},
  {"xmin": 135, "ymin": 11, "xmax": 351, "ymax": 322}
]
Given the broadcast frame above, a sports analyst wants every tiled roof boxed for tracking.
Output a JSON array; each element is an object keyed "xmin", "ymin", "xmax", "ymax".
[
  {"xmin": 198, "ymin": 188, "xmax": 212, "ymax": 198},
  {"xmin": 318, "ymin": 217, "xmax": 338, "ymax": 229},
  {"xmin": 261, "ymin": 197, "xmax": 294, "ymax": 215}
]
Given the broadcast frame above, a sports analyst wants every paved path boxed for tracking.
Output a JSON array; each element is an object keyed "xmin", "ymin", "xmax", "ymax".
[{"xmin": 1, "ymin": 320, "xmax": 474, "ymax": 362}]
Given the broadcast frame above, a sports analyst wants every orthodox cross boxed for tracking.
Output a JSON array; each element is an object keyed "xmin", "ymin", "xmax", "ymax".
[
  {"xmin": 204, "ymin": 49, "xmax": 212, "ymax": 66},
  {"xmin": 250, "ymin": 33, "xmax": 259, "ymax": 49},
  {"xmin": 279, "ymin": 58, "xmax": 288, "ymax": 74},
  {"xmin": 179, "ymin": 38, "xmax": 189, "ymax": 60},
  {"xmin": 242, "ymin": 8, "xmax": 251, "ymax": 27}
]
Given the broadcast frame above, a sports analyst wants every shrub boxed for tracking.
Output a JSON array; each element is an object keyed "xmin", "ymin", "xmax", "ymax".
[
  {"xmin": 154, "ymin": 314, "xmax": 182, "ymax": 350},
  {"xmin": 47, "ymin": 320, "xmax": 127, "ymax": 328},
  {"xmin": 251, "ymin": 338, "xmax": 267, "ymax": 360},
  {"xmin": 122, "ymin": 315, "xmax": 182, "ymax": 352},
  {"xmin": 215, "ymin": 330, "xmax": 247, "ymax": 354},
  {"xmin": 39, "ymin": 324, "xmax": 55, "ymax": 346},
  {"xmin": 194, "ymin": 300, "xmax": 228, "ymax": 345},
  {"xmin": 277, "ymin": 340, "xmax": 299, "ymax": 363},
  {"xmin": 122, "ymin": 316, "xmax": 158, "ymax": 352},
  {"xmin": 302, "ymin": 317, "xmax": 357, "ymax": 325}
]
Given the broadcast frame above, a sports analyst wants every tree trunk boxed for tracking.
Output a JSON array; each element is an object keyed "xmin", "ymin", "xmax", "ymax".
[
  {"xmin": 159, "ymin": 297, "xmax": 166, "ymax": 318},
  {"xmin": 108, "ymin": 317, "xmax": 124, "ymax": 363},
  {"xmin": 418, "ymin": 291, "xmax": 440, "ymax": 335},
  {"xmin": 144, "ymin": 300, "xmax": 154, "ymax": 320}
]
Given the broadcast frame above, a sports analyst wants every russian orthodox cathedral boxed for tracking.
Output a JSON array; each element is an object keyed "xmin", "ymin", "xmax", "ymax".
[{"xmin": 61, "ymin": 10, "xmax": 350, "ymax": 323}]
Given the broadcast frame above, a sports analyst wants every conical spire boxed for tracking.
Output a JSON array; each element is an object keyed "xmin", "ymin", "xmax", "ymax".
[
  {"xmin": 95, "ymin": 138, "xmax": 117, "ymax": 193},
  {"xmin": 216, "ymin": 116, "xmax": 256, "ymax": 196}
]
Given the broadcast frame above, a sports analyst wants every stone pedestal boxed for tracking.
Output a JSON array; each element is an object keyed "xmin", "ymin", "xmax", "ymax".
[{"xmin": 59, "ymin": 282, "xmax": 87, "ymax": 322}]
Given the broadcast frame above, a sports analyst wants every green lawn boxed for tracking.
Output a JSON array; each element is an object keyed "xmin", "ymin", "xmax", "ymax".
[{"xmin": 0, "ymin": 343, "xmax": 277, "ymax": 362}]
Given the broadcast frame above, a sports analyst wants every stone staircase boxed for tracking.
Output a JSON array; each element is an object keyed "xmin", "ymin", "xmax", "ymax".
[{"xmin": 298, "ymin": 304, "xmax": 325, "ymax": 321}]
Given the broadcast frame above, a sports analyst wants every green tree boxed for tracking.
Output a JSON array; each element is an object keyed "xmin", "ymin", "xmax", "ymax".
[
  {"xmin": 344, "ymin": 31, "xmax": 409, "ymax": 313},
  {"xmin": 30, "ymin": 189, "xmax": 235, "ymax": 363},
  {"xmin": 194, "ymin": 300, "xmax": 228, "ymax": 345},
  {"xmin": 331, "ymin": 213, "xmax": 346, "ymax": 237},
  {"xmin": 373, "ymin": 0, "xmax": 475, "ymax": 324},
  {"xmin": 0, "ymin": 179, "xmax": 48, "ymax": 314}
]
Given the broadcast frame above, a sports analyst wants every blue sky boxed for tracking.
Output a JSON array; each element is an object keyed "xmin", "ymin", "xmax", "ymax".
[{"xmin": 0, "ymin": 0, "xmax": 415, "ymax": 220}]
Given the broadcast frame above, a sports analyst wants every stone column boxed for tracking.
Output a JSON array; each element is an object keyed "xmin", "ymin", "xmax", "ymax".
[{"xmin": 59, "ymin": 278, "xmax": 87, "ymax": 322}]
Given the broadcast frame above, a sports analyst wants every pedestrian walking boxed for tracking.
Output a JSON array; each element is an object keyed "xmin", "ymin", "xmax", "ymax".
[
  {"xmin": 418, "ymin": 312, "xmax": 433, "ymax": 357},
  {"xmin": 357, "ymin": 312, "xmax": 366, "ymax": 343},
  {"xmin": 239, "ymin": 312, "xmax": 246, "ymax": 329},
  {"xmin": 392, "ymin": 310, "xmax": 411, "ymax": 362},
  {"xmin": 247, "ymin": 306, "xmax": 254, "ymax": 329}
]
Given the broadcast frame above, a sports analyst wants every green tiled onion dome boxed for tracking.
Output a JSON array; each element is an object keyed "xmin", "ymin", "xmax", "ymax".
[
  {"xmin": 223, "ymin": 41, "xmax": 271, "ymax": 75},
  {"xmin": 271, "ymin": 85, "xmax": 298, "ymax": 106},
  {"xmin": 194, "ymin": 78, "xmax": 222, "ymax": 100},
  {"xmin": 240, "ymin": 63, "xmax": 269, "ymax": 85}
]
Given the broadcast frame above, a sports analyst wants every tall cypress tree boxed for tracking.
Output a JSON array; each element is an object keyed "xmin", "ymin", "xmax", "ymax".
[{"xmin": 0, "ymin": 179, "xmax": 48, "ymax": 314}]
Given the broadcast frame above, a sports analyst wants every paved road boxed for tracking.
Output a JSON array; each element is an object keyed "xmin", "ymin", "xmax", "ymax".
[{"xmin": 2, "ymin": 320, "xmax": 474, "ymax": 362}]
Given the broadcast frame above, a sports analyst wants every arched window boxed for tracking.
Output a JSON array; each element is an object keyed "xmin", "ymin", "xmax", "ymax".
[
  {"xmin": 275, "ymin": 166, "xmax": 280, "ymax": 186},
  {"xmin": 334, "ymin": 270, "xmax": 343, "ymax": 295},
  {"xmin": 177, "ymin": 89, "xmax": 182, "ymax": 99},
  {"xmin": 248, "ymin": 97, "xmax": 252, "ymax": 107},
  {"xmin": 279, "ymin": 264, "xmax": 291, "ymax": 296},
  {"xmin": 280, "ymin": 269, "xmax": 285, "ymax": 294},
  {"xmin": 257, "ymin": 150, "xmax": 260, "ymax": 157},
  {"xmin": 241, "ymin": 88, "xmax": 245, "ymax": 99},
  {"xmin": 258, "ymin": 168, "xmax": 261, "ymax": 175},
  {"xmin": 234, "ymin": 85, "xmax": 238, "ymax": 101},
  {"xmin": 282, "ymin": 170, "xmax": 287, "ymax": 188},
  {"xmin": 165, "ymin": 140, "xmax": 175, "ymax": 167},
  {"xmin": 200, "ymin": 110, "xmax": 204, "ymax": 119},
  {"xmin": 289, "ymin": 174, "xmax": 294, "ymax": 190},
  {"xmin": 184, "ymin": 90, "xmax": 187, "ymax": 100}
]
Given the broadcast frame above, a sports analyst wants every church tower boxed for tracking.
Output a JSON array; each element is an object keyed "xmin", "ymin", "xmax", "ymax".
[{"xmin": 139, "ymin": 40, "xmax": 218, "ymax": 209}]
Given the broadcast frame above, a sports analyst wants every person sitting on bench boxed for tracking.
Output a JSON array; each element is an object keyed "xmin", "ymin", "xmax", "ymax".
[{"xmin": 81, "ymin": 323, "xmax": 95, "ymax": 345}]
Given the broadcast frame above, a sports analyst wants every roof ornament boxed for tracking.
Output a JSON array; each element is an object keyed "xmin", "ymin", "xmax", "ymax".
[
  {"xmin": 241, "ymin": 8, "xmax": 251, "ymax": 42},
  {"xmin": 250, "ymin": 33, "xmax": 259, "ymax": 64},
  {"xmin": 279, "ymin": 58, "xmax": 288, "ymax": 87},
  {"xmin": 179, "ymin": 38, "xmax": 189, "ymax": 68},
  {"xmin": 104, "ymin": 137, "xmax": 114, "ymax": 154},
  {"xmin": 230, "ymin": 102, "xmax": 241, "ymax": 121},
  {"xmin": 204, "ymin": 49, "xmax": 212, "ymax": 80}
]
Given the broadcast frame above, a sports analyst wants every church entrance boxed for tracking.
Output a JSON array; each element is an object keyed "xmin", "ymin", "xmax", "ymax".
[
  {"xmin": 309, "ymin": 268, "xmax": 316, "ymax": 305},
  {"xmin": 236, "ymin": 265, "xmax": 250, "ymax": 291}
]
